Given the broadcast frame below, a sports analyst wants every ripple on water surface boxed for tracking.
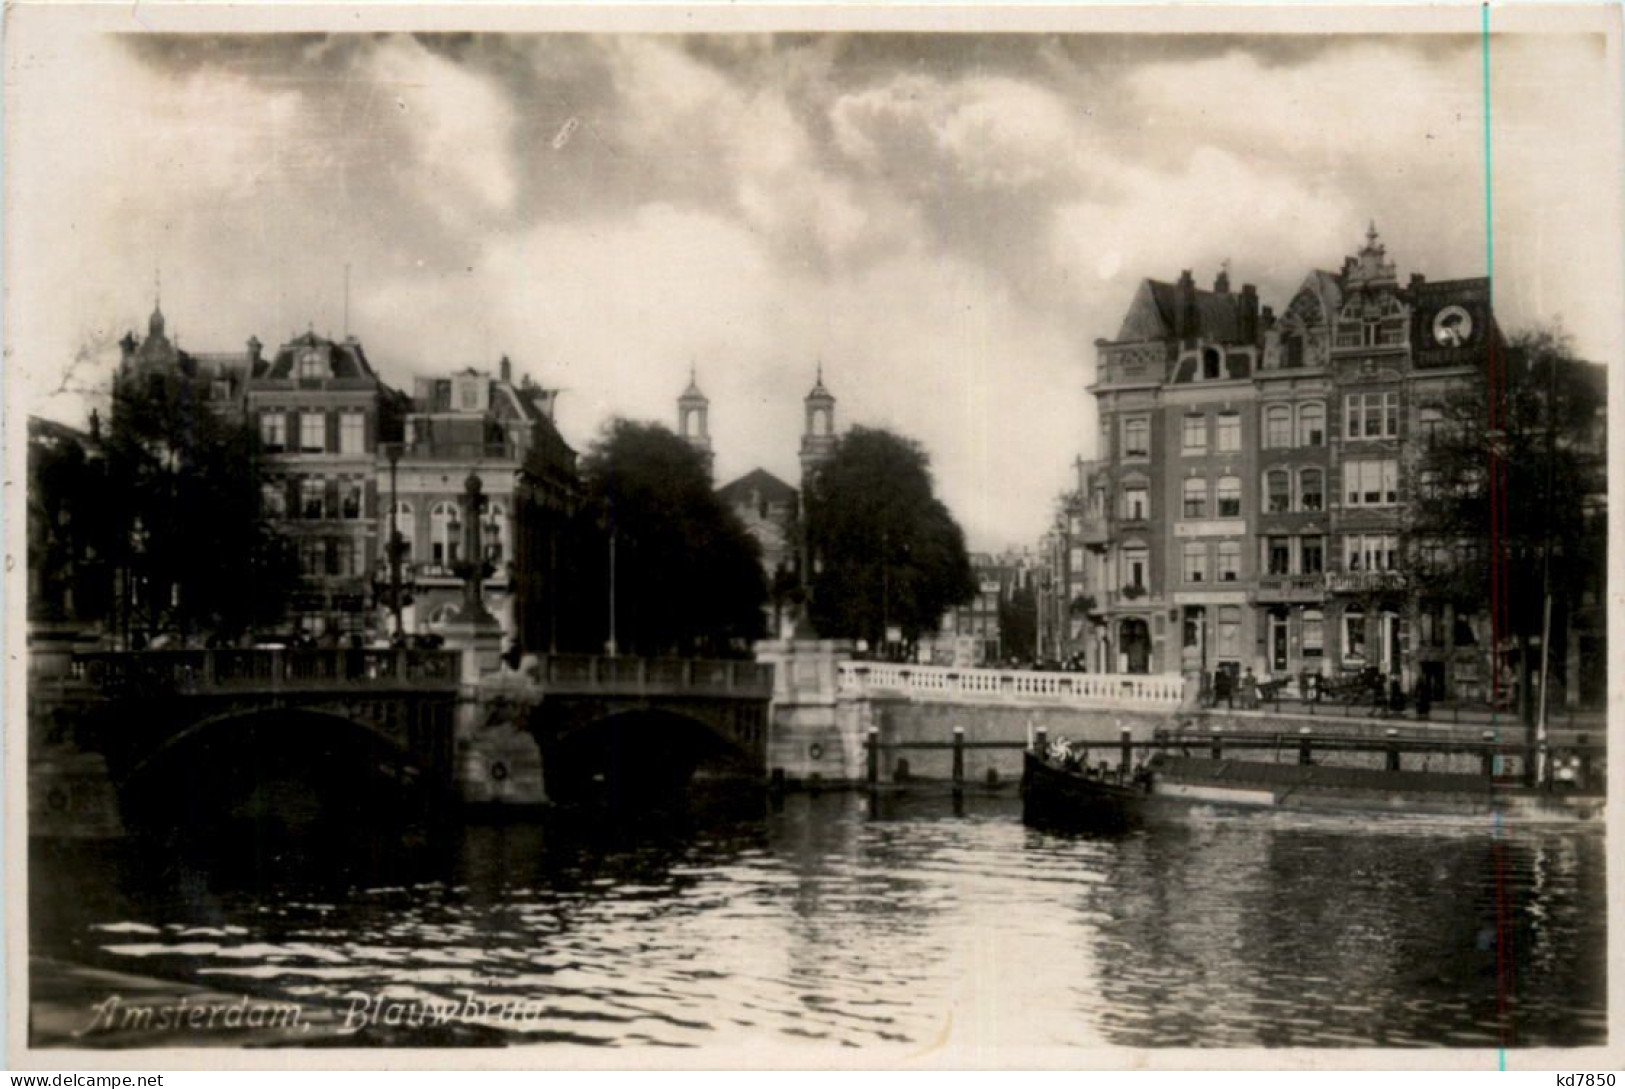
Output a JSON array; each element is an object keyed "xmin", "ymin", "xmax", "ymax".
[{"xmin": 30, "ymin": 791, "xmax": 1606, "ymax": 1049}]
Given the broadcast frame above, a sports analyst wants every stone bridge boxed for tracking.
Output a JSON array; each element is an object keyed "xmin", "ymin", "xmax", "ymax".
[
  {"xmin": 470, "ymin": 654, "xmax": 776, "ymax": 807},
  {"xmin": 30, "ymin": 647, "xmax": 463, "ymax": 839},
  {"xmin": 29, "ymin": 644, "xmax": 779, "ymax": 835}
]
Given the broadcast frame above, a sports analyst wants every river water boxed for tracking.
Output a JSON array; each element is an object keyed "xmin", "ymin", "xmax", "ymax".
[{"xmin": 31, "ymin": 791, "xmax": 1606, "ymax": 1052}]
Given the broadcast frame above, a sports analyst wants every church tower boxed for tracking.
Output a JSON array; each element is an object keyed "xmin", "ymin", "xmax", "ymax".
[
  {"xmin": 799, "ymin": 363, "xmax": 837, "ymax": 485},
  {"xmin": 678, "ymin": 366, "xmax": 713, "ymax": 468}
]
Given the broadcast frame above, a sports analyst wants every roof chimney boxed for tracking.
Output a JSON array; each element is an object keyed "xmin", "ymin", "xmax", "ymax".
[
  {"xmin": 1240, "ymin": 283, "xmax": 1259, "ymax": 343},
  {"xmin": 1176, "ymin": 270, "xmax": 1197, "ymax": 339},
  {"xmin": 1214, "ymin": 269, "xmax": 1231, "ymax": 294},
  {"xmin": 500, "ymin": 354, "xmax": 512, "ymax": 383}
]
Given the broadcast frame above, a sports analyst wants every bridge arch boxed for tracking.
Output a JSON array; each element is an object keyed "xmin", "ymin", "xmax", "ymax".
[
  {"xmin": 119, "ymin": 706, "xmax": 437, "ymax": 845},
  {"xmin": 542, "ymin": 706, "xmax": 756, "ymax": 809}
]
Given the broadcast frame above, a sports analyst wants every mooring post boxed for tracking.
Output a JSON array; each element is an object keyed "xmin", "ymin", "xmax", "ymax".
[
  {"xmin": 867, "ymin": 727, "xmax": 879, "ymax": 786},
  {"xmin": 1385, "ymin": 728, "xmax": 1401, "ymax": 772},
  {"xmin": 1297, "ymin": 726, "xmax": 1313, "ymax": 766},
  {"xmin": 1481, "ymin": 730, "xmax": 1496, "ymax": 779},
  {"xmin": 1034, "ymin": 725, "xmax": 1048, "ymax": 755},
  {"xmin": 1577, "ymin": 734, "xmax": 1591, "ymax": 790},
  {"xmin": 1119, "ymin": 726, "xmax": 1132, "ymax": 777},
  {"xmin": 952, "ymin": 725, "xmax": 965, "ymax": 790},
  {"xmin": 1209, "ymin": 724, "xmax": 1223, "ymax": 761}
]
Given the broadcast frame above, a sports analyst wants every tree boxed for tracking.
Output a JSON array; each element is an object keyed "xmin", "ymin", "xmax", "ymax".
[
  {"xmin": 1407, "ymin": 323, "xmax": 1606, "ymax": 725},
  {"xmin": 804, "ymin": 426, "xmax": 976, "ymax": 648},
  {"xmin": 999, "ymin": 583, "xmax": 1038, "ymax": 662},
  {"xmin": 579, "ymin": 419, "xmax": 766, "ymax": 657},
  {"xmin": 89, "ymin": 371, "xmax": 301, "ymax": 643}
]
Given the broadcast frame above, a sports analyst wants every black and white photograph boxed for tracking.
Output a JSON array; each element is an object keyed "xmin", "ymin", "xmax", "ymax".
[{"xmin": 7, "ymin": 2, "xmax": 1620, "ymax": 1069}]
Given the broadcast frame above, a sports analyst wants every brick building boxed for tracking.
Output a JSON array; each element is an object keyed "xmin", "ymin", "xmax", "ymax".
[{"xmin": 1089, "ymin": 226, "xmax": 1536, "ymax": 696}]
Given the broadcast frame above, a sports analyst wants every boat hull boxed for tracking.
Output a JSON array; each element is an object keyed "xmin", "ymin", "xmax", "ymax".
[{"xmin": 1021, "ymin": 752, "xmax": 1603, "ymax": 831}]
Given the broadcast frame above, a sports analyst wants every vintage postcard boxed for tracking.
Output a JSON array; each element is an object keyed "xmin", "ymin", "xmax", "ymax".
[{"xmin": 6, "ymin": 2, "xmax": 1621, "ymax": 1071}]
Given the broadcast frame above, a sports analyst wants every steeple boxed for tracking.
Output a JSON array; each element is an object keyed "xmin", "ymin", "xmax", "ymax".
[
  {"xmin": 800, "ymin": 361, "xmax": 837, "ymax": 482},
  {"xmin": 677, "ymin": 363, "xmax": 712, "ymax": 461},
  {"xmin": 148, "ymin": 268, "xmax": 166, "ymax": 341}
]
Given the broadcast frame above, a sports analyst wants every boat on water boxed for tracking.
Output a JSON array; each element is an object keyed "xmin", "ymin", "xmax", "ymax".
[{"xmin": 1021, "ymin": 748, "xmax": 1604, "ymax": 831}]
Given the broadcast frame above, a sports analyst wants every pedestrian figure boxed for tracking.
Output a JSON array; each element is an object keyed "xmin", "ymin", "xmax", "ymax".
[
  {"xmin": 1213, "ymin": 668, "xmax": 1233, "ymax": 710},
  {"xmin": 1240, "ymin": 667, "xmax": 1258, "ymax": 710}
]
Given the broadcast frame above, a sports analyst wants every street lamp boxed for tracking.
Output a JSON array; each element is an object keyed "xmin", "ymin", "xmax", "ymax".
[{"xmin": 383, "ymin": 442, "xmax": 408, "ymax": 641}]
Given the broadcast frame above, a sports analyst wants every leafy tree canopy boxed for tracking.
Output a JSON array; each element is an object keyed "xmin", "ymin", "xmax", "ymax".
[
  {"xmin": 98, "ymin": 372, "xmax": 299, "ymax": 641},
  {"xmin": 804, "ymin": 426, "xmax": 976, "ymax": 646},
  {"xmin": 579, "ymin": 419, "xmax": 766, "ymax": 656},
  {"xmin": 1407, "ymin": 323, "xmax": 1606, "ymax": 720}
]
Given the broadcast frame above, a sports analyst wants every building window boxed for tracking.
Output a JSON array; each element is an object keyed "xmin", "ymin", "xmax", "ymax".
[
  {"xmin": 1122, "ymin": 545, "xmax": 1148, "ymax": 590},
  {"xmin": 460, "ymin": 383, "xmax": 480, "ymax": 410},
  {"xmin": 1263, "ymin": 405, "xmax": 1292, "ymax": 448},
  {"xmin": 300, "ymin": 478, "xmax": 326, "ymax": 520},
  {"xmin": 1303, "ymin": 609, "xmax": 1324, "ymax": 656},
  {"xmin": 1217, "ymin": 541, "xmax": 1241, "ymax": 582},
  {"xmin": 1218, "ymin": 605, "xmax": 1241, "ymax": 654},
  {"xmin": 261, "ymin": 482, "xmax": 286, "ymax": 517},
  {"xmin": 1202, "ymin": 347, "xmax": 1221, "ymax": 381},
  {"xmin": 484, "ymin": 501, "xmax": 507, "ymax": 564},
  {"xmin": 1266, "ymin": 469, "xmax": 1292, "ymax": 513},
  {"xmin": 1183, "ymin": 542, "xmax": 1207, "ymax": 584},
  {"xmin": 260, "ymin": 413, "xmax": 286, "ymax": 452},
  {"xmin": 431, "ymin": 501, "xmax": 461, "ymax": 566},
  {"xmin": 1216, "ymin": 411, "xmax": 1241, "ymax": 452},
  {"xmin": 299, "ymin": 539, "xmax": 323, "ymax": 576},
  {"xmin": 1267, "ymin": 536, "xmax": 1291, "ymax": 576},
  {"xmin": 1419, "ymin": 404, "xmax": 1445, "ymax": 446},
  {"xmin": 1301, "ymin": 535, "xmax": 1324, "ymax": 575},
  {"xmin": 389, "ymin": 501, "xmax": 414, "ymax": 561},
  {"xmin": 339, "ymin": 413, "xmax": 365, "ymax": 455},
  {"xmin": 1297, "ymin": 402, "xmax": 1325, "ymax": 447},
  {"xmin": 1216, "ymin": 476, "xmax": 1241, "ymax": 517},
  {"xmin": 1343, "ymin": 607, "xmax": 1367, "ymax": 661},
  {"xmin": 1182, "ymin": 477, "xmax": 1207, "ymax": 518},
  {"xmin": 1345, "ymin": 392, "xmax": 1399, "ymax": 440},
  {"xmin": 1418, "ymin": 469, "xmax": 1442, "ymax": 500},
  {"xmin": 1182, "ymin": 413, "xmax": 1207, "ymax": 453},
  {"xmin": 1122, "ymin": 485, "xmax": 1149, "ymax": 521},
  {"xmin": 1299, "ymin": 468, "xmax": 1324, "ymax": 512},
  {"xmin": 1183, "ymin": 606, "xmax": 1204, "ymax": 648},
  {"xmin": 1420, "ymin": 602, "xmax": 1447, "ymax": 647},
  {"xmin": 300, "ymin": 413, "xmax": 326, "ymax": 453},
  {"xmin": 1345, "ymin": 533, "xmax": 1399, "ymax": 572},
  {"xmin": 339, "ymin": 480, "xmax": 364, "ymax": 520},
  {"xmin": 1344, "ymin": 459, "xmax": 1398, "ymax": 507},
  {"xmin": 1068, "ymin": 546, "xmax": 1085, "ymax": 574},
  {"xmin": 328, "ymin": 537, "xmax": 357, "ymax": 577},
  {"xmin": 1123, "ymin": 418, "xmax": 1150, "ymax": 459}
]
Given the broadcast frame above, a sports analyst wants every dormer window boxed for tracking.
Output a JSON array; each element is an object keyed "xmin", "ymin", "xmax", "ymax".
[
  {"xmin": 1202, "ymin": 347, "xmax": 1221, "ymax": 380},
  {"xmin": 298, "ymin": 348, "xmax": 324, "ymax": 380}
]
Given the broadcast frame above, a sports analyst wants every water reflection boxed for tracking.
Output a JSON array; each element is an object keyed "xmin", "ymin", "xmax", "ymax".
[{"xmin": 31, "ymin": 793, "xmax": 1605, "ymax": 1049}]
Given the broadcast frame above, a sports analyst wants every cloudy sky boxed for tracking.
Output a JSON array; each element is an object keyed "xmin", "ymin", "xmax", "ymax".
[{"xmin": 9, "ymin": 18, "xmax": 1619, "ymax": 550}]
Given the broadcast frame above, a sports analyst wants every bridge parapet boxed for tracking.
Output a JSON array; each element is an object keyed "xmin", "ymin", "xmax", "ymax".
[
  {"xmin": 528, "ymin": 654, "xmax": 774, "ymax": 700},
  {"xmin": 66, "ymin": 648, "xmax": 461, "ymax": 696},
  {"xmin": 838, "ymin": 662, "xmax": 1184, "ymax": 709}
]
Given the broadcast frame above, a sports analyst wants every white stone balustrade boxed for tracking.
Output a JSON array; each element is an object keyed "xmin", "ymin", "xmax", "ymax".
[{"xmin": 837, "ymin": 662, "xmax": 1184, "ymax": 709}]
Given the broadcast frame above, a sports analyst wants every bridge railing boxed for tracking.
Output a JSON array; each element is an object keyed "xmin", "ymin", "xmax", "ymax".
[
  {"xmin": 70, "ymin": 648, "xmax": 461, "ymax": 694},
  {"xmin": 837, "ymin": 662, "xmax": 1185, "ymax": 709},
  {"xmin": 532, "ymin": 654, "xmax": 773, "ymax": 698}
]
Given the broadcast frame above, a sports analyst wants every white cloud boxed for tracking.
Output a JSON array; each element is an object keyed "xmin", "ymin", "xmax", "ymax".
[{"xmin": 362, "ymin": 36, "xmax": 519, "ymax": 223}]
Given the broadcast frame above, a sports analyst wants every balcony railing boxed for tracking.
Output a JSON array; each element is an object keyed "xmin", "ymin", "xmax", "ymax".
[
  {"xmin": 1256, "ymin": 575, "xmax": 1327, "ymax": 603},
  {"xmin": 1325, "ymin": 571, "xmax": 1407, "ymax": 594}
]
